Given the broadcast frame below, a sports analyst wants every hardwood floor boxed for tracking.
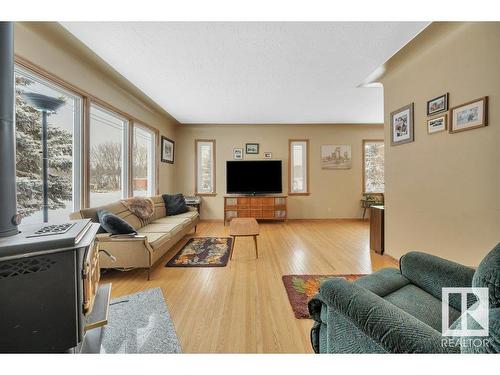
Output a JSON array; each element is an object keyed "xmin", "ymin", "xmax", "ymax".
[{"xmin": 101, "ymin": 219, "xmax": 398, "ymax": 353}]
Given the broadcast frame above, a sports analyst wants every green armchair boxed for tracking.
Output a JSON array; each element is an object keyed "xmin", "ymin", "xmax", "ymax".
[{"xmin": 309, "ymin": 243, "xmax": 500, "ymax": 353}]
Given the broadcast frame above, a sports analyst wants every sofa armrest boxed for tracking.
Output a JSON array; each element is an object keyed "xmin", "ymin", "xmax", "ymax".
[
  {"xmin": 400, "ymin": 251, "xmax": 475, "ymax": 310},
  {"xmin": 315, "ymin": 278, "xmax": 456, "ymax": 353},
  {"xmin": 95, "ymin": 233, "xmax": 152, "ymax": 269}
]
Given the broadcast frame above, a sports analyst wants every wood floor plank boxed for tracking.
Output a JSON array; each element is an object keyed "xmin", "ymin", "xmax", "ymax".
[{"xmin": 100, "ymin": 219, "xmax": 398, "ymax": 353}]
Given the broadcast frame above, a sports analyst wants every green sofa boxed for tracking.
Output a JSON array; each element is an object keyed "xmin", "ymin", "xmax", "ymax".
[{"xmin": 309, "ymin": 243, "xmax": 500, "ymax": 353}]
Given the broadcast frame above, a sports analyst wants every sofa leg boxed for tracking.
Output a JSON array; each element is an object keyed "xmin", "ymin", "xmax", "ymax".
[
  {"xmin": 194, "ymin": 225, "xmax": 197, "ymax": 233},
  {"xmin": 147, "ymin": 267, "xmax": 151, "ymax": 281}
]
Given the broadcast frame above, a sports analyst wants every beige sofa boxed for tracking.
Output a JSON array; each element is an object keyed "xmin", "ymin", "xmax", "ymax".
[{"xmin": 70, "ymin": 195, "xmax": 199, "ymax": 279}]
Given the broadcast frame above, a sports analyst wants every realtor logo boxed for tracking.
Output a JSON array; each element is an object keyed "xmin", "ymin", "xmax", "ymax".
[{"xmin": 442, "ymin": 287, "xmax": 489, "ymax": 337}]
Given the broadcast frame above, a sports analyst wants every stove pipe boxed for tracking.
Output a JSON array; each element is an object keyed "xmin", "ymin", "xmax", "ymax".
[{"xmin": 0, "ymin": 22, "xmax": 19, "ymax": 237}]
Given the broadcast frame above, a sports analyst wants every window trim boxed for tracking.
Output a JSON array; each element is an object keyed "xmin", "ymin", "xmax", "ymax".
[
  {"xmin": 14, "ymin": 65, "xmax": 84, "ymax": 214},
  {"xmin": 288, "ymin": 139, "xmax": 310, "ymax": 196},
  {"xmin": 362, "ymin": 139, "xmax": 384, "ymax": 194},
  {"xmin": 195, "ymin": 139, "xmax": 217, "ymax": 196},
  {"xmin": 15, "ymin": 55, "xmax": 162, "ymax": 207},
  {"xmin": 132, "ymin": 123, "xmax": 158, "ymax": 197}
]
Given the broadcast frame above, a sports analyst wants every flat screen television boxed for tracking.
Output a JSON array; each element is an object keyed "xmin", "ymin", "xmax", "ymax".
[{"xmin": 226, "ymin": 160, "xmax": 282, "ymax": 194}]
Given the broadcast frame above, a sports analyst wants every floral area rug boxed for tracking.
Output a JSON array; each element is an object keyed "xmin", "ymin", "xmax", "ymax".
[
  {"xmin": 282, "ymin": 274, "xmax": 364, "ymax": 319},
  {"xmin": 166, "ymin": 237, "xmax": 233, "ymax": 267}
]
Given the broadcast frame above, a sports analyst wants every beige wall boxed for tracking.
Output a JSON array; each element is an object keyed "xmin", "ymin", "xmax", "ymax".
[
  {"xmin": 175, "ymin": 124, "xmax": 383, "ymax": 220},
  {"xmin": 14, "ymin": 22, "xmax": 180, "ymax": 194},
  {"xmin": 381, "ymin": 22, "xmax": 500, "ymax": 266}
]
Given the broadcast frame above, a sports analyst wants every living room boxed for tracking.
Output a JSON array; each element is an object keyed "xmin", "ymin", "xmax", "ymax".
[{"xmin": 1, "ymin": 1, "xmax": 499, "ymax": 372}]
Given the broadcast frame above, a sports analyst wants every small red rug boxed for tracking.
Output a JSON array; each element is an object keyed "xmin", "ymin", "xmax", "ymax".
[{"xmin": 282, "ymin": 274, "xmax": 364, "ymax": 319}]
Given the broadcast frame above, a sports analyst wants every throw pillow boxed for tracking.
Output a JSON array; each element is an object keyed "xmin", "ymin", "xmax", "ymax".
[
  {"xmin": 97, "ymin": 210, "xmax": 137, "ymax": 235},
  {"xmin": 121, "ymin": 197, "xmax": 154, "ymax": 220},
  {"xmin": 162, "ymin": 193, "xmax": 189, "ymax": 216}
]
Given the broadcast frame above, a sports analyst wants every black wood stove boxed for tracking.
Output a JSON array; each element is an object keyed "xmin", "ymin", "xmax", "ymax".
[{"xmin": 0, "ymin": 22, "xmax": 110, "ymax": 353}]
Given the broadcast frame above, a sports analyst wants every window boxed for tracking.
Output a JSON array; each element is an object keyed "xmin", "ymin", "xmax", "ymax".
[
  {"xmin": 289, "ymin": 140, "xmax": 309, "ymax": 194},
  {"xmin": 14, "ymin": 66, "xmax": 82, "ymax": 224},
  {"xmin": 133, "ymin": 124, "xmax": 156, "ymax": 197},
  {"xmin": 363, "ymin": 140, "xmax": 384, "ymax": 193},
  {"xmin": 195, "ymin": 140, "xmax": 216, "ymax": 195},
  {"xmin": 89, "ymin": 103, "xmax": 129, "ymax": 206}
]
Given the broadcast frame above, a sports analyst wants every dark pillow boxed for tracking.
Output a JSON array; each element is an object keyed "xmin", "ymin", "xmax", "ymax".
[
  {"xmin": 162, "ymin": 194, "xmax": 188, "ymax": 216},
  {"xmin": 96, "ymin": 210, "xmax": 137, "ymax": 235}
]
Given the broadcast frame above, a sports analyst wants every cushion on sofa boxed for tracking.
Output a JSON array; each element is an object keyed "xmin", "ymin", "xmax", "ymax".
[
  {"xmin": 97, "ymin": 210, "xmax": 137, "ymax": 235},
  {"xmin": 162, "ymin": 193, "xmax": 189, "ymax": 216},
  {"xmin": 150, "ymin": 195, "xmax": 167, "ymax": 220},
  {"xmin": 472, "ymin": 242, "xmax": 500, "ymax": 308}
]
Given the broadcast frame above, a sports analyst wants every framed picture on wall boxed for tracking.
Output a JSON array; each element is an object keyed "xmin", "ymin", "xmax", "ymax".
[
  {"xmin": 390, "ymin": 103, "xmax": 414, "ymax": 146},
  {"xmin": 161, "ymin": 136, "xmax": 175, "ymax": 163},
  {"xmin": 427, "ymin": 93, "xmax": 448, "ymax": 116},
  {"xmin": 245, "ymin": 143, "xmax": 259, "ymax": 154},
  {"xmin": 427, "ymin": 114, "xmax": 447, "ymax": 134},
  {"xmin": 321, "ymin": 144, "xmax": 352, "ymax": 169},
  {"xmin": 233, "ymin": 147, "xmax": 243, "ymax": 160},
  {"xmin": 450, "ymin": 96, "xmax": 488, "ymax": 134},
  {"xmin": 264, "ymin": 152, "xmax": 272, "ymax": 159}
]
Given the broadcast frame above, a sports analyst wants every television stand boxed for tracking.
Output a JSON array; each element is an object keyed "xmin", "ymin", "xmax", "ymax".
[{"xmin": 223, "ymin": 195, "xmax": 288, "ymax": 225}]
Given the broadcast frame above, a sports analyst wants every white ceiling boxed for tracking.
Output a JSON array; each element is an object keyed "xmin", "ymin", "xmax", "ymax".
[{"xmin": 61, "ymin": 22, "xmax": 428, "ymax": 124}]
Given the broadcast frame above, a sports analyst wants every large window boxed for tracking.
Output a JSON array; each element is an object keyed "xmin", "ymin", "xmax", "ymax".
[
  {"xmin": 195, "ymin": 140, "xmax": 216, "ymax": 195},
  {"xmin": 289, "ymin": 140, "xmax": 309, "ymax": 195},
  {"xmin": 14, "ymin": 59, "xmax": 162, "ymax": 216},
  {"xmin": 14, "ymin": 66, "xmax": 82, "ymax": 224},
  {"xmin": 89, "ymin": 104, "xmax": 129, "ymax": 206},
  {"xmin": 363, "ymin": 140, "xmax": 384, "ymax": 193},
  {"xmin": 133, "ymin": 124, "xmax": 156, "ymax": 197}
]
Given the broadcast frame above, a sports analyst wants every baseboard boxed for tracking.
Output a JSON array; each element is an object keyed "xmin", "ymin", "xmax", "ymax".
[{"xmin": 199, "ymin": 218, "xmax": 368, "ymax": 222}]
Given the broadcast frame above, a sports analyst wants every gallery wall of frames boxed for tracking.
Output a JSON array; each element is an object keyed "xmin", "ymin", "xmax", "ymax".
[{"xmin": 389, "ymin": 92, "xmax": 488, "ymax": 147}]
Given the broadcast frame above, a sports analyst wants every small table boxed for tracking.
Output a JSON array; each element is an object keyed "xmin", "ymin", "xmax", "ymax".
[
  {"xmin": 185, "ymin": 196, "xmax": 201, "ymax": 212},
  {"xmin": 229, "ymin": 218, "xmax": 259, "ymax": 259}
]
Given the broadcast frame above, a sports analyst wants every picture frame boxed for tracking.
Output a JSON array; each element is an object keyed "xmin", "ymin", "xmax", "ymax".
[
  {"xmin": 321, "ymin": 144, "xmax": 352, "ymax": 170},
  {"xmin": 390, "ymin": 103, "xmax": 414, "ymax": 146},
  {"xmin": 233, "ymin": 147, "xmax": 243, "ymax": 160},
  {"xmin": 245, "ymin": 143, "xmax": 259, "ymax": 154},
  {"xmin": 161, "ymin": 136, "xmax": 175, "ymax": 163},
  {"xmin": 449, "ymin": 96, "xmax": 488, "ymax": 134},
  {"xmin": 427, "ymin": 93, "xmax": 449, "ymax": 116},
  {"xmin": 263, "ymin": 152, "xmax": 272, "ymax": 159},
  {"xmin": 427, "ymin": 114, "xmax": 447, "ymax": 134}
]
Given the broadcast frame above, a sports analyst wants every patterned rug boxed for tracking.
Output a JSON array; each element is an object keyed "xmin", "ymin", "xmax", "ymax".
[
  {"xmin": 282, "ymin": 274, "xmax": 364, "ymax": 319},
  {"xmin": 166, "ymin": 237, "xmax": 233, "ymax": 267}
]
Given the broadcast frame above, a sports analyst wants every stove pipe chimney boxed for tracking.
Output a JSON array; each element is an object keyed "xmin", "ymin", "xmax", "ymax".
[{"xmin": 0, "ymin": 22, "xmax": 20, "ymax": 237}]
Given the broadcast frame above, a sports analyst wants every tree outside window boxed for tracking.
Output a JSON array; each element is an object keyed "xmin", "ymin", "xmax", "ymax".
[{"xmin": 363, "ymin": 140, "xmax": 384, "ymax": 193}]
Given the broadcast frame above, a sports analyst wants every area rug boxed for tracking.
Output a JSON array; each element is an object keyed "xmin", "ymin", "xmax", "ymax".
[
  {"xmin": 101, "ymin": 288, "xmax": 182, "ymax": 353},
  {"xmin": 282, "ymin": 274, "xmax": 364, "ymax": 319},
  {"xmin": 166, "ymin": 237, "xmax": 233, "ymax": 267}
]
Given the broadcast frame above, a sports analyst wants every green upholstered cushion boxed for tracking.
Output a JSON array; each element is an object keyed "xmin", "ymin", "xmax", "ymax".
[
  {"xmin": 354, "ymin": 268, "xmax": 410, "ymax": 297},
  {"xmin": 400, "ymin": 251, "xmax": 476, "ymax": 311},
  {"xmin": 473, "ymin": 243, "xmax": 500, "ymax": 308},
  {"xmin": 317, "ymin": 277, "xmax": 456, "ymax": 353},
  {"xmin": 384, "ymin": 284, "xmax": 461, "ymax": 332},
  {"xmin": 447, "ymin": 305, "xmax": 500, "ymax": 353}
]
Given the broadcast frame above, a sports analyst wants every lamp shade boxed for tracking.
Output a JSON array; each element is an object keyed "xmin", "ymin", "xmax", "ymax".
[{"xmin": 22, "ymin": 92, "xmax": 65, "ymax": 113}]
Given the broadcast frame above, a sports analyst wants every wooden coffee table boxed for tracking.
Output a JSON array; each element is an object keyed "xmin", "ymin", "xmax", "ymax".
[{"xmin": 229, "ymin": 218, "xmax": 259, "ymax": 259}]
